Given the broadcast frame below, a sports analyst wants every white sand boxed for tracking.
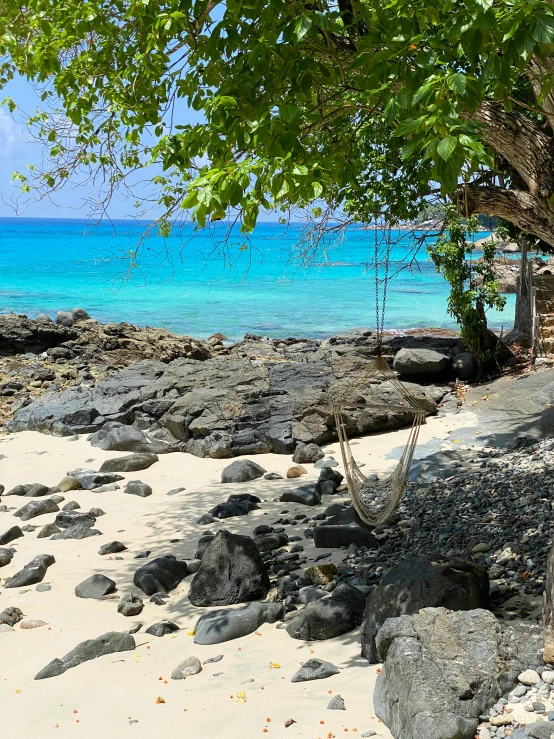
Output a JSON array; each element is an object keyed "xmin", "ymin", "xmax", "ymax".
[{"xmin": 0, "ymin": 410, "xmax": 476, "ymax": 739}]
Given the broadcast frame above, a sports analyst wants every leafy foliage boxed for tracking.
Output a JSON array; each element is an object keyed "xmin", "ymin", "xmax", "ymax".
[
  {"xmin": 428, "ymin": 207, "xmax": 506, "ymax": 358},
  {"xmin": 1, "ymin": 0, "xmax": 554, "ymax": 231}
]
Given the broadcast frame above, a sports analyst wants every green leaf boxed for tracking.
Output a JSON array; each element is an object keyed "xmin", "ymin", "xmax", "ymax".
[
  {"xmin": 294, "ymin": 14, "xmax": 312, "ymax": 42},
  {"xmin": 447, "ymin": 73, "xmax": 466, "ymax": 96},
  {"xmin": 437, "ymin": 136, "xmax": 458, "ymax": 161},
  {"xmin": 530, "ymin": 15, "xmax": 554, "ymax": 45}
]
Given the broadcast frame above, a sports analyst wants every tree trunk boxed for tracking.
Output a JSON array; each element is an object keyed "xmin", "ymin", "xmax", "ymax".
[
  {"xmin": 544, "ymin": 538, "xmax": 554, "ymax": 661},
  {"xmin": 512, "ymin": 239, "xmax": 533, "ymax": 340}
]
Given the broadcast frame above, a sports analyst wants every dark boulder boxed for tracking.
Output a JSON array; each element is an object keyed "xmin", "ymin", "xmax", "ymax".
[
  {"xmin": 99, "ymin": 541, "xmax": 127, "ymax": 555},
  {"xmin": 75, "ymin": 574, "xmax": 117, "ymax": 599},
  {"xmin": 66, "ymin": 469, "xmax": 124, "ymax": 490},
  {"xmin": 287, "ymin": 583, "xmax": 367, "ymax": 640},
  {"xmin": 293, "ymin": 443, "xmax": 325, "ymax": 464},
  {"xmin": 5, "ymin": 483, "xmax": 51, "ymax": 497},
  {"xmin": 0, "ymin": 605, "xmax": 24, "ymax": 626},
  {"xmin": 374, "ymin": 608, "xmax": 544, "ymax": 739},
  {"xmin": 0, "ymin": 525, "xmax": 24, "ymax": 545},
  {"xmin": 145, "ymin": 620, "xmax": 179, "ymax": 637},
  {"xmin": 4, "ymin": 553, "xmax": 55, "ymax": 588},
  {"xmin": 14, "ymin": 498, "xmax": 60, "ymax": 522},
  {"xmin": 0, "ymin": 547, "xmax": 16, "ymax": 567},
  {"xmin": 35, "ymin": 631, "xmax": 135, "ymax": 679},
  {"xmin": 99, "ymin": 453, "xmax": 159, "ymax": 472},
  {"xmin": 291, "ymin": 658, "xmax": 340, "ymax": 683},
  {"xmin": 254, "ymin": 532, "xmax": 289, "ymax": 553},
  {"xmin": 280, "ymin": 484, "xmax": 321, "ymax": 506},
  {"xmin": 221, "ymin": 459, "xmax": 266, "ymax": 483},
  {"xmin": 133, "ymin": 555, "xmax": 188, "ymax": 596},
  {"xmin": 393, "ymin": 347, "xmax": 450, "ymax": 376},
  {"xmin": 361, "ymin": 558, "xmax": 489, "ymax": 663},
  {"xmin": 124, "ymin": 480, "xmax": 153, "ymax": 498},
  {"xmin": 194, "ymin": 602, "xmax": 284, "ymax": 645},
  {"xmin": 210, "ymin": 493, "xmax": 261, "ymax": 519},
  {"xmin": 89, "ymin": 424, "xmax": 167, "ymax": 453},
  {"xmin": 188, "ymin": 530, "xmax": 270, "ymax": 607}
]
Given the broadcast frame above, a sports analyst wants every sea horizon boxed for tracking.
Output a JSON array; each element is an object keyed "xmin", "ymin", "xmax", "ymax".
[{"xmin": 0, "ymin": 216, "xmax": 515, "ymax": 341}]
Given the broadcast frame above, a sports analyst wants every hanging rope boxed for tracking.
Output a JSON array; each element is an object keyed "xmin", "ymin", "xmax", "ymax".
[{"xmin": 333, "ymin": 221, "xmax": 427, "ymax": 526}]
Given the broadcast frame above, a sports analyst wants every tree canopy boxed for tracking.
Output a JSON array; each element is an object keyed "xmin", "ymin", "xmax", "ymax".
[{"xmin": 2, "ymin": 0, "xmax": 554, "ymax": 242}]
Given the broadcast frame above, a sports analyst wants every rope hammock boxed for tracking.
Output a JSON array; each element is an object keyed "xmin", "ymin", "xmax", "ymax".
[{"xmin": 331, "ymin": 223, "xmax": 427, "ymax": 526}]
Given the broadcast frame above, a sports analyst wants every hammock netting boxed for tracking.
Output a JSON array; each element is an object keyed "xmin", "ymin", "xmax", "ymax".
[{"xmin": 331, "ymin": 354, "xmax": 427, "ymax": 527}]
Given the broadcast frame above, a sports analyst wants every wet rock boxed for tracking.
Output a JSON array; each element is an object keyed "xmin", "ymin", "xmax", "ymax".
[
  {"xmin": 35, "ymin": 631, "xmax": 135, "ymax": 679},
  {"xmin": 194, "ymin": 602, "xmax": 284, "ymax": 645},
  {"xmin": 133, "ymin": 555, "xmax": 188, "ymax": 596},
  {"xmin": 189, "ymin": 530, "xmax": 270, "ymax": 607}
]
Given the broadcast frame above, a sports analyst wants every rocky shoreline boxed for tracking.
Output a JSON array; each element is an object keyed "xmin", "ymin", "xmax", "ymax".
[
  {"xmin": 1, "ymin": 309, "xmax": 501, "ymax": 458},
  {"xmin": 1, "ymin": 308, "xmax": 549, "ymax": 739}
]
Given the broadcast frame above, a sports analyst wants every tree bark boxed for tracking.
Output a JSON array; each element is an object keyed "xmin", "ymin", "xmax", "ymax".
[
  {"xmin": 512, "ymin": 239, "xmax": 533, "ymax": 340},
  {"xmin": 456, "ymin": 185, "xmax": 554, "ymax": 245}
]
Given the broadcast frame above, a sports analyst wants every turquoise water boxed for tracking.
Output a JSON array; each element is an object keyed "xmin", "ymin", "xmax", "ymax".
[{"xmin": 0, "ymin": 217, "xmax": 515, "ymax": 341}]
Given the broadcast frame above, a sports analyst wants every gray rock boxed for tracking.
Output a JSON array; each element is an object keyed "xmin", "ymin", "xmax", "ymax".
[
  {"xmin": 509, "ymin": 724, "xmax": 554, "ymax": 739},
  {"xmin": 37, "ymin": 523, "xmax": 61, "ymax": 539},
  {"xmin": 5, "ymin": 483, "xmax": 50, "ymax": 497},
  {"xmin": 361, "ymin": 559, "xmax": 489, "ymax": 663},
  {"xmin": 168, "ymin": 487, "xmax": 186, "ymax": 496},
  {"xmin": 58, "ymin": 476, "xmax": 82, "ymax": 492},
  {"xmin": 35, "ymin": 631, "xmax": 135, "ymax": 679},
  {"xmin": 62, "ymin": 501, "xmax": 81, "ymax": 512},
  {"xmin": 36, "ymin": 583, "xmax": 52, "ymax": 592},
  {"xmin": 171, "ymin": 656, "xmax": 202, "ymax": 679},
  {"xmin": 89, "ymin": 425, "xmax": 167, "ymax": 454},
  {"xmin": 453, "ymin": 352, "xmax": 478, "ymax": 380},
  {"xmin": 0, "ymin": 525, "xmax": 24, "ymax": 545},
  {"xmin": 314, "ymin": 457, "xmax": 338, "ymax": 469},
  {"xmin": 280, "ymin": 484, "xmax": 321, "ymax": 506},
  {"xmin": 189, "ymin": 530, "xmax": 270, "ymax": 607},
  {"xmin": 254, "ymin": 532, "xmax": 289, "ymax": 553},
  {"xmin": 75, "ymin": 574, "xmax": 116, "ymax": 599},
  {"xmin": 51, "ymin": 524, "xmax": 102, "ymax": 540},
  {"xmin": 71, "ymin": 307, "xmax": 91, "ymax": 322},
  {"xmin": 145, "ymin": 620, "xmax": 179, "ymax": 637},
  {"xmin": 117, "ymin": 593, "xmax": 144, "ymax": 617},
  {"xmin": 0, "ymin": 606, "xmax": 24, "ymax": 626},
  {"xmin": 99, "ymin": 453, "xmax": 159, "ymax": 473},
  {"xmin": 291, "ymin": 658, "xmax": 340, "ymax": 683},
  {"xmin": 14, "ymin": 498, "xmax": 60, "ymax": 521},
  {"xmin": 293, "ymin": 443, "xmax": 325, "ymax": 464},
  {"xmin": 4, "ymin": 553, "xmax": 55, "ymax": 588},
  {"xmin": 0, "ymin": 623, "xmax": 14, "ymax": 632},
  {"xmin": 99, "ymin": 541, "xmax": 127, "ymax": 555},
  {"xmin": 264, "ymin": 472, "xmax": 284, "ymax": 480},
  {"xmin": 374, "ymin": 608, "xmax": 544, "ymax": 739},
  {"xmin": 66, "ymin": 469, "xmax": 124, "ymax": 490},
  {"xmin": 221, "ymin": 459, "xmax": 266, "ymax": 483},
  {"xmin": 56, "ymin": 310, "xmax": 74, "ymax": 327},
  {"xmin": 0, "ymin": 546, "xmax": 16, "ymax": 567},
  {"xmin": 194, "ymin": 602, "xmax": 284, "ymax": 645},
  {"xmin": 393, "ymin": 347, "xmax": 450, "ymax": 376},
  {"xmin": 287, "ymin": 583, "xmax": 367, "ymax": 640},
  {"xmin": 328, "ymin": 695, "xmax": 346, "ymax": 710},
  {"xmin": 133, "ymin": 555, "xmax": 188, "ymax": 596},
  {"xmin": 124, "ymin": 481, "xmax": 152, "ymax": 498}
]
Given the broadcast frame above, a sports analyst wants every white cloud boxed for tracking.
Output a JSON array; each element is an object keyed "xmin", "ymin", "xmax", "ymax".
[{"xmin": 0, "ymin": 109, "xmax": 27, "ymax": 160}]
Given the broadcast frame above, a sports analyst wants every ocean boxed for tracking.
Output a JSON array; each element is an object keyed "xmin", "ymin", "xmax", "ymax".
[{"xmin": 0, "ymin": 217, "xmax": 515, "ymax": 341}]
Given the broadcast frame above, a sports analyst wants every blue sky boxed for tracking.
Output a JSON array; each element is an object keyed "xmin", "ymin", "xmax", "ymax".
[{"xmin": 0, "ymin": 75, "xmax": 207, "ymax": 220}]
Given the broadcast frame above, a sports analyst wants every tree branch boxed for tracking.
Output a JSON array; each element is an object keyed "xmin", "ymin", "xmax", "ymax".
[
  {"xmin": 457, "ymin": 185, "xmax": 554, "ymax": 245},
  {"xmin": 465, "ymin": 101, "xmax": 554, "ymax": 199}
]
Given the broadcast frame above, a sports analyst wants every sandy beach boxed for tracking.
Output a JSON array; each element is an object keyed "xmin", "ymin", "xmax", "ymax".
[{"xmin": 0, "ymin": 410, "xmax": 476, "ymax": 739}]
